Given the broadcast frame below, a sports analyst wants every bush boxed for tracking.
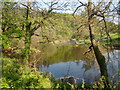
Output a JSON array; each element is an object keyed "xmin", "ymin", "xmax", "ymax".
[{"xmin": 1, "ymin": 58, "xmax": 52, "ymax": 88}]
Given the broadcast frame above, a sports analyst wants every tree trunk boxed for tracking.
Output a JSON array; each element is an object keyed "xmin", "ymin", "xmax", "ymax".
[
  {"xmin": 24, "ymin": 22, "xmax": 32, "ymax": 64},
  {"xmin": 93, "ymin": 41, "xmax": 109, "ymax": 85},
  {"xmin": 87, "ymin": 0, "xmax": 109, "ymax": 86},
  {"xmin": 23, "ymin": 5, "xmax": 32, "ymax": 64}
]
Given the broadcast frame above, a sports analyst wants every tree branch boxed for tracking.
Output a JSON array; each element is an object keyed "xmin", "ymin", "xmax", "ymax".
[
  {"xmin": 73, "ymin": 5, "xmax": 83, "ymax": 15},
  {"xmin": 78, "ymin": 0, "xmax": 87, "ymax": 7}
]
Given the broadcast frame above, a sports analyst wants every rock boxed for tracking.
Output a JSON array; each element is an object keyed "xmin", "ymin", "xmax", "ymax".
[{"xmin": 60, "ymin": 76, "xmax": 78, "ymax": 88}]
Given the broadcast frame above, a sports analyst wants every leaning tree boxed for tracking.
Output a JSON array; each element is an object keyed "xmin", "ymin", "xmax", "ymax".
[{"xmin": 73, "ymin": 0, "xmax": 115, "ymax": 86}]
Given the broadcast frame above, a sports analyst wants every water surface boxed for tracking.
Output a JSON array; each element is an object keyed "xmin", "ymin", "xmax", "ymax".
[{"xmin": 33, "ymin": 44, "xmax": 119, "ymax": 84}]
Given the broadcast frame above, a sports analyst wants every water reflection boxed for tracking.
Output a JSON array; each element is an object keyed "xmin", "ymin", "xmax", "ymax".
[
  {"xmin": 36, "ymin": 44, "xmax": 95, "ymax": 67},
  {"xmin": 33, "ymin": 44, "xmax": 119, "ymax": 84},
  {"xmin": 105, "ymin": 50, "xmax": 119, "ymax": 84},
  {"xmin": 39, "ymin": 60, "xmax": 101, "ymax": 84}
]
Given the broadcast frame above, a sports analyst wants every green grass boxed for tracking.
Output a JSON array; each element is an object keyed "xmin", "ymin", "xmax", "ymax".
[{"xmin": 100, "ymin": 33, "xmax": 120, "ymax": 46}]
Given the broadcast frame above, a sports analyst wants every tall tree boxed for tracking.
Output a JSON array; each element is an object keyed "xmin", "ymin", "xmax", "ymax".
[
  {"xmin": 73, "ymin": 0, "xmax": 114, "ymax": 86},
  {"xmin": 87, "ymin": 0, "xmax": 109, "ymax": 86},
  {"xmin": 20, "ymin": 1, "xmax": 60, "ymax": 64}
]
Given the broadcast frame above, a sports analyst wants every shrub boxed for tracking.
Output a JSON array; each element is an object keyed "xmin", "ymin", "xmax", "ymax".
[{"xmin": 1, "ymin": 58, "xmax": 52, "ymax": 88}]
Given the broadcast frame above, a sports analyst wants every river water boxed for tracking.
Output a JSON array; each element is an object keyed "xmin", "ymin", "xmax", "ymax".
[{"xmin": 34, "ymin": 44, "xmax": 119, "ymax": 84}]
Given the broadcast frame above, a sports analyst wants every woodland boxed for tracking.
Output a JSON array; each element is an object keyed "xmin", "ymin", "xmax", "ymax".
[{"xmin": 0, "ymin": 0, "xmax": 120, "ymax": 89}]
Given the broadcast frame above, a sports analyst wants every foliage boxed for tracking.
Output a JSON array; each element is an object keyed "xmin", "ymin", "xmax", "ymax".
[
  {"xmin": 2, "ymin": 2, "xmax": 119, "ymax": 48},
  {"xmin": 1, "ymin": 58, "xmax": 52, "ymax": 88},
  {"xmin": 77, "ymin": 76, "xmax": 119, "ymax": 89},
  {"xmin": 1, "ymin": 58, "xmax": 75, "ymax": 89},
  {"xmin": 1, "ymin": 58, "xmax": 119, "ymax": 89},
  {"xmin": 1, "ymin": 1, "xmax": 119, "ymax": 89},
  {"xmin": 52, "ymin": 79, "xmax": 74, "ymax": 89},
  {"xmin": 92, "ymin": 76, "xmax": 119, "ymax": 89}
]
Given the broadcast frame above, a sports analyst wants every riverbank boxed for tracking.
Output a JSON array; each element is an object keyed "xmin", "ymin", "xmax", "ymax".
[{"xmin": 1, "ymin": 57, "xmax": 119, "ymax": 89}]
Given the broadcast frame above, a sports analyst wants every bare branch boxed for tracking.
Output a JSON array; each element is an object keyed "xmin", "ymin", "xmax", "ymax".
[
  {"xmin": 20, "ymin": 3, "xmax": 31, "ymax": 8},
  {"xmin": 78, "ymin": 0, "xmax": 87, "ymax": 7},
  {"xmin": 73, "ymin": 5, "xmax": 83, "ymax": 15},
  {"xmin": 102, "ymin": 0, "xmax": 112, "ymax": 14},
  {"xmin": 41, "ymin": 0, "xmax": 59, "ymax": 13},
  {"xmin": 73, "ymin": 0, "xmax": 88, "ymax": 15},
  {"xmin": 92, "ymin": 1, "xmax": 102, "ymax": 12}
]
